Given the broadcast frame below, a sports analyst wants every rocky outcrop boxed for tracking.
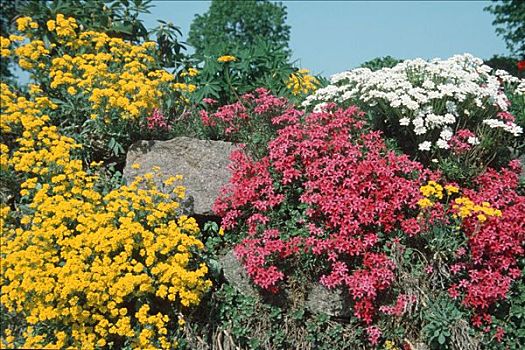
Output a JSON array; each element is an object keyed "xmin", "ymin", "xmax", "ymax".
[{"xmin": 123, "ymin": 137, "xmax": 237, "ymax": 216}]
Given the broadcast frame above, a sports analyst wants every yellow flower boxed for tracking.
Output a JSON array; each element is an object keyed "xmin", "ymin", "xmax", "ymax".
[
  {"xmin": 1, "ymin": 83, "xmax": 211, "ymax": 349},
  {"xmin": 16, "ymin": 17, "xmax": 33, "ymax": 31},
  {"xmin": 131, "ymin": 163, "xmax": 141, "ymax": 169},
  {"xmin": 444, "ymin": 184, "xmax": 459, "ymax": 195},
  {"xmin": 417, "ymin": 198, "xmax": 433, "ymax": 209},
  {"xmin": 384, "ymin": 339, "xmax": 399, "ymax": 350},
  {"xmin": 453, "ymin": 196, "xmax": 501, "ymax": 223},
  {"xmin": 47, "ymin": 20, "xmax": 56, "ymax": 31},
  {"xmin": 0, "ymin": 36, "xmax": 11, "ymax": 57},
  {"xmin": 67, "ymin": 86, "xmax": 77, "ymax": 95},
  {"xmin": 217, "ymin": 55, "xmax": 236, "ymax": 63},
  {"xmin": 188, "ymin": 67, "xmax": 199, "ymax": 76},
  {"xmin": 287, "ymin": 68, "xmax": 319, "ymax": 95}
]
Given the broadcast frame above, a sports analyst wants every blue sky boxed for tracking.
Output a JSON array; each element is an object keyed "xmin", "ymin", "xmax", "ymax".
[{"xmin": 141, "ymin": 0, "xmax": 509, "ymax": 77}]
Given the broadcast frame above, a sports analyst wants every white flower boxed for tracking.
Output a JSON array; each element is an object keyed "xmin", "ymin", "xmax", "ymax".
[
  {"xmin": 436, "ymin": 139, "xmax": 450, "ymax": 149},
  {"xmin": 418, "ymin": 141, "xmax": 432, "ymax": 151},
  {"xmin": 399, "ymin": 117, "xmax": 410, "ymax": 126},
  {"xmin": 412, "ymin": 117, "xmax": 424, "ymax": 127},
  {"xmin": 440, "ymin": 128, "xmax": 453, "ymax": 141},
  {"xmin": 414, "ymin": 126, "xmax": 427, "ymax": 135},
  {"xmin": 422, "ymin": 80, "xmax": 435, "ymax": 89},
  {"xmin": 443, "ymin": 113, "xmax": 456, "ymax": 124},
  {"xmin": 426, "ymin": 113, "xmax": 445, "ymax": 126},
  {"xmin": 482, "ymin": 119, "xmax": 523, "ymax": 136},
  {"xmin": 313, "ymin": 102, "xmax": 328, "ymax": 113},
  {"xmin": 304, "ymin": 53, "xmax": 524, "ymax": 151},
  {"xmin": 446, "ymin": 101, "xmax": 457, "ymax": 113},
  {"xmin": 467, "ymin": 136, "xmax": 480, "ymax": 145}
]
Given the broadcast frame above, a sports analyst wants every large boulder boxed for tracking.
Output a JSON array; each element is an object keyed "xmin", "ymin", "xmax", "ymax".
[{"xmin": 123, "ymin": 137, "xmax": 237, "ymax": 216}]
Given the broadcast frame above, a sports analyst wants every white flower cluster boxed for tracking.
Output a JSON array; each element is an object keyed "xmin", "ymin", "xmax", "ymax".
[
  {"xmin": 483, "ymin": 119, "xmax": 523, "ymax": 136},
  {"xmin": 303, "ymin": 54, "xmax": 524, "ymax": 152}
]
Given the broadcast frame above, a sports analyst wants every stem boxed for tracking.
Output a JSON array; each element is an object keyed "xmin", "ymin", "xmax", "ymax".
[{"xmin": 224, "ymin": 65, "xmax": 242, "ymax": 105}]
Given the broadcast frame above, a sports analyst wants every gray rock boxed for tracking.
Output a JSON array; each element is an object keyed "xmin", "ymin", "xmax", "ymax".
[
  {"xmin": 218, "ymin": 250, "xmax": 258, "ymax": 297},
  {"xmin": 123, "ymin": 137, "xmax": 237, "ymax": 216},
  {"xmin": 305, "ymin": 284, "xmax": 351, "ymax": 317}
]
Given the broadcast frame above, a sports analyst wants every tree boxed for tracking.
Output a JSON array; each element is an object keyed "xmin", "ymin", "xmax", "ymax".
[
  {"xmin": 187, "ymin": 0, "xmax": 290, "ymax": 58},
  {"xmin": 485, "ymin": 0, "xmax": 525, "ymax": 58},
  {"xmin": 484, "ymin": 55, "xmax": 523, "ymax": 77}
]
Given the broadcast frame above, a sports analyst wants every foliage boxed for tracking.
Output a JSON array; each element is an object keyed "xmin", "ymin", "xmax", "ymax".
[
  {"xmin": 182, "ymin": 0, "xmax": 323, "ymax": 112},
  {"xmin": 485, "ymin": 0, "xmax": 525, "ymax": 57},
  {"xmin": 180, "ymin": 40, "xmax": 320, "ymax": 109},
  {"xmin": 303, "ymin": 54, "xmax": 525, "ymax": 182},
  {"xmin": 421, "ymin": 297, "xmax": 465, "ymax": 349},
  {"xmin": 187, "ymin": 0, "xmax": 290, "ymax": 59},
  {"xmin": 0, "ymin": 83, "xmax": 211, "ymax": 349},
  {"xmin": 181, "ymin": 283, "xmax": 367, "ymax": 350}
]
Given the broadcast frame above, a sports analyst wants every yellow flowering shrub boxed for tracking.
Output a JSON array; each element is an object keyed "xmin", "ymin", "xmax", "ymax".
[
  {"xmin": 1, "ymin": 79, "xmax": 210, "ymax": 349},
  {"xmin": 287, "ymin": 68, "xmax": 319, "ymax": 95},
  {"xmin": 1, "ymin": 14, "xmax": 186, "ymax": 162}
]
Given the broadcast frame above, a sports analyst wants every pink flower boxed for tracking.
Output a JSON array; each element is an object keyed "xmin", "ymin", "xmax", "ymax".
[
  {"xmin": 146, "ymin": 108, "xmax": 170, "ymax": 130},
  {"xmin": 366, "ymin": 326, "xmax": 382, "ymax": 345},
  {"xmin": 495, "ymin": 326, "xmax": 505, "ymax": 342}
]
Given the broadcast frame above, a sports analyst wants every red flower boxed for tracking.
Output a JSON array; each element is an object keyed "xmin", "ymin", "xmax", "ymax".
[{"xmin": 517, "ymin": 60, "xmax": 525, "ymax": 71}]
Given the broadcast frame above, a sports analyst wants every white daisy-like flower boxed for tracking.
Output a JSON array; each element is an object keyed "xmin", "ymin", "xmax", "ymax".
[
  {"xmin": 418, "ymin": 141, "xmax": 432, "ymax": 151},
  {"xmin": 440, "ymin": 128, "xmax": 453, "ymax": 141},
  {"xmin": 412, "ymin": 117, "xmax": 424, "ymax": 127},
  {"xmin": 399, "ymin": 117, "xmax": 410, "ymax": 126},
  {"xmin": 443, "ymin": 113, "xmax": 456, "ymax": 124},
  {"xmin": 446, "ymin": 101, "xmax": 457, "ymax": 113},
  {"xmin": 414, "ymin": 126, "xmax": 427, "ymax": 135},
  {"xmin": 436, "ymin": 139, "xmax": 450, "ymax": 149}
]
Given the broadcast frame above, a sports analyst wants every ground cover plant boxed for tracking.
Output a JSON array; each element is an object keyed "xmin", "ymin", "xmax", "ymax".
[
  {"xmin": 1, "ymin": 1, "xmax": 525, "ymax": 349},
  {"xmin": 210, "ymin": 93, "xmax": 525, "ymax": 349}
]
